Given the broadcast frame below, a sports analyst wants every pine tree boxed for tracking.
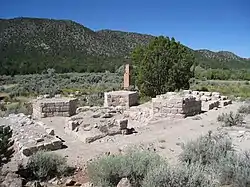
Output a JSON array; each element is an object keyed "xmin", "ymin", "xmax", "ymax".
[{"xmin": 0, "ymin": 125, "xmax": 14, "ymax": 166}]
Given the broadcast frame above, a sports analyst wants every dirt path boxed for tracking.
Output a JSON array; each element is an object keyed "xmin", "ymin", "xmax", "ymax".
[{"xmin": 41, "ymin": 101, "xmax": 246, "ymax": 167}]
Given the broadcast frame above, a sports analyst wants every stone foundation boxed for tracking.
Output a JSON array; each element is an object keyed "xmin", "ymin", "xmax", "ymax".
[
  {"xmin": 33, "ymin": 97, "xmax": 78, "ymax": 118},
  {"xmin": 104, "ymin": 91, "xmax": 138, "ymax": 108},
  {"xmin": 152, "ymin": 93, "xmax": 201, "ymax": 118},
  {"xmin": 184, "ymin": 91, "xmax": 232, "ymax": 111},
  {"xmin": 64, "ymin": 106, "xmax": 131, "ymax": 143}
]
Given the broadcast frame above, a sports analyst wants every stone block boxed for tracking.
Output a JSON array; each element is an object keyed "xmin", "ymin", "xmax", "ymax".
[
  {"xmin": 43, "ymin": 142, "xmax": 53, "ymax": 150},
  {"xmin": 220, "ymin": 100, "xmax": 232, "ymax": 107},
  {"xmin": 200, "ymin": 95, "xmax": 211, "ymax": 102},
  {"xmin": 183, "ymin": 90, "xmax": 192, "ymax": 94},
  {"xmin": 202, "ymin": 100, "xmax": 219, "ymax": 111},
  {"xmin": 21, "ymin": 146, "xmax": 38, "ymax": 156},
  {"xmin": 32, "ymin": 97, "xmax": 78, "ymax": 118},
  {"xmin": 116, "ymin": 119, "xmax": 128, "ymax": 130},
  {"xmin": 212, "ymin": 92, "xmax": 221, "ymax": 97},
  {"xmin": 51, "ymin": 139, "xmax": 63, "ymax": 150},
  {"xmin": 85, "ymin": 134, "xmax": 106, "ymax": 143},
  {"xmin": 152, "ymin": 93, "xmax": 201, "ymax": 118},
  {"xmin": 104, "ymin": 91, "xmax": 138, "ymax": 108},
  {"xmin": 192, "ymin": 91, "xmax": 199, "ymax": 95},
  {"xmin": 46, "ymin": 128, "xmax": 55, "ymax": 135},
  {"xmin": 220, "ymin": 96, "xmax": 228, "ymax": 100},
  {"xmin": 67, "ymin": 120, "xmax": 79, "ymax": 131},
  {"xmin": 36, "ymin": 143, "xmax": 45, "ymax": 151},
  {"xmin": 21, "ymin": 146, "xmax": 32, "ymax": 156}
]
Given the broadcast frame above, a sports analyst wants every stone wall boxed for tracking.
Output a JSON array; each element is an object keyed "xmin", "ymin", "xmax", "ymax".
[
  {"xmin": 185, "ymin": 90, "xmax": 232, "ymax": 111},
  {"xmin": 152, "ymin": 92, "xmax": 201, "ymax": 119},
  {"xmin": 104, "ymin": 91, "xmax": 138, "ymax": 108},
  {"xmin": 33, "ymin": 97, "xmax": 78, "ymax": 119},
  {"xmin": 1, "ymin": 114, "xmax": 63, "ymax": 157}
]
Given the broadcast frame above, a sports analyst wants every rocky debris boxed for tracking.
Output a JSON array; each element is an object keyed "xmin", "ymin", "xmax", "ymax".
[
  {"xmin": 117, "ymin": 178, "xmax": 132, "ymax": 187},
  {"xmin": 31, "ymin": 181, "xmax": 43, "ymax": 187},
  {"xmin": 81, "ymin": 182, "xmax": 94, "ymax": 187},
  {"xmin": 1, "ymin": 114, "xmax": 63, "ymax": 157},
  {"xmin": 65, "ymin": 178, "xmax": 76, "ymax": 186},
  {"xmin": 48, "ymin": 177, "xmax": 62, "ymax": 185},
  {"xmin": 45, "ymin": 128, "xmax": 55, "ymax": 135},
  {"xmin": 1, "ymin": 172, "xmax": 23, "ymax": 187},
  {"xmin": 126, "ymin": 102, "xmax": 153, "ymax": 126},
  {"xmin": 65, "ymin": 107, "xmax": 133, "ymax": 143},
  {"xmin": 222, "ymin": 128, "xmax": 250, "ymax": 142}
]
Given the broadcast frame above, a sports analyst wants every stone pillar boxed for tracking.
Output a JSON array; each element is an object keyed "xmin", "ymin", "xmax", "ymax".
[{"xmin": 123, "ymin": 64, "xmax": 130, "ymax": 90}]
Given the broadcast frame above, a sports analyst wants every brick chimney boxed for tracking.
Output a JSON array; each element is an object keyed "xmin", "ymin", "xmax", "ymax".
[{"xmin": 123, "ymin": 64, "xmax": 130, "ymax": 90}]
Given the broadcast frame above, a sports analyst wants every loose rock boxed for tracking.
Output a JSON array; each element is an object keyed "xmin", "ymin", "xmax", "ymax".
[{"xmin": 117, "ymin": 178, "xmax": 132, "ymax": 187}]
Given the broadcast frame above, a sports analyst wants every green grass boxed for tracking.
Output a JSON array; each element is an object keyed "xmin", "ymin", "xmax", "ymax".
[{"xmin": 191, "ymin": 81, "xmax": 250, "ymax": 99}]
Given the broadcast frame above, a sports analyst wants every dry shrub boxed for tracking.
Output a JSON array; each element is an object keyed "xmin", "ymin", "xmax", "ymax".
[
  {"xmin": 87, "ymin": 150, "xmax": 165, "ymax": 187},
  {"xmin": 26, "ymin": 151, "xmax": 71, "ymax": 180},
  {"xmin": 179, "ymin": 131, "xmax": 233, "ymax": 165},
  {"xmin": 217, "ymin": 111, "xmax": 244, "ymax": 127}
]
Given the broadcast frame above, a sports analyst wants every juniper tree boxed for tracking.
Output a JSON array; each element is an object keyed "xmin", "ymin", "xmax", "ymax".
[
  {"xmin": 0, "ymin": 125, "xmax": 14, "ymax": 166},
  {"xmin": 131, "ymin": 36, "xmax": 195, "ymax": 97}
]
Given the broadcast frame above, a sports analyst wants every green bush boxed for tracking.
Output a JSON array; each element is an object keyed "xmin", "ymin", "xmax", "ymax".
[
  {"xmin": 217, "ymin": 151, "xmax": 250, "ymax": 187},
  {"xmin": 132, "ymin": 36, "xmax": 195, "ymax": 97},
  {"xmin": 179, "ymin": 131, "xmax": 233, "ymax": 165},
  {"xmin": 142, "ymin": 163, "xmax": 217, "ymax": 187},
  {"xmin": 26, "ymin": 151, "xmax": 70, "ymax": 180},
  {"xmin": 87, "ymin": 150, "xmax": 165, "ymax": 187},
  {"xmin": 1, "ymin": 102, "xmax": 33, "ymax": 117},
  {"xmin": 238, "ymin": 105, "xmax": 250, "ymax": 114},
  {"xmin": 217, "ymin": 112, "xmax": 244, "ymax": 127}
]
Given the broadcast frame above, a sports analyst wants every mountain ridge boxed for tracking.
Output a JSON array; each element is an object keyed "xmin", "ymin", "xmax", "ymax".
[{"xmin": 0, "ymin": 17, "xmax": 249, "ymax": 75}]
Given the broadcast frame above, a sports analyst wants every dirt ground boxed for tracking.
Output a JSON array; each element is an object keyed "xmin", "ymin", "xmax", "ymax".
[{"xmin": 40, "ymin": 101, "xmax": 250, "ymax": 167}]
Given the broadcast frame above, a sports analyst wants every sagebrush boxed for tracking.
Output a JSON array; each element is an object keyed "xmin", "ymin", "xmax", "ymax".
[
  {"xmin": 142, "ymin": 163, "xmax": 217, "ymax": 187},
  {"xmin": 87, "ymin": 150, "xmax": 165, "ymax": 187},
  {"xmin": 217, "ymin": 151, "xmax": 250, "ymax": 187},
  {"xmin": 238, "ymin": 105, "xmax": 250, "ymax": 114},
  {"xmin": 26, "ymin": 151, "xmax": 70, "ymax": 180},
  {"xmin": 217, "ymin": 111, "xmax": 244, "ymax": 127},
  {"xmin": 179, "ymin": 131, "xmax": 233, "ymax": 165}
]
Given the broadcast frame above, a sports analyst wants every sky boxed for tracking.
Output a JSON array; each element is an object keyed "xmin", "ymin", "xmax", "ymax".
[{"xmin": 1, "ymin": 0, "xmax": 250, "ymax": 57}]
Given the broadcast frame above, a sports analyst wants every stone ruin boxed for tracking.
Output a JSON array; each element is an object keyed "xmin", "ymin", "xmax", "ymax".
[
  {"xmin": 63, "ymin": 89, "xmax": 233, "ymax": 143},
  {"xmin": 152, "ymin": 92, "xmax": 201, "ymax": 119},
  {"xmin": 65, "ymin": 106, "xmax": 133, "ymax": 143},
  {"xmin": 104, "ymin": 90, "xmax": 138, "ymax": 108},
  {"xmin": 0, "ymin": 86, "xmax": 233, "ymax": 160},
  {"xmin": 151, "ymin": 90, "xmax": 232, "ymax": 119},
  {"xmin": 32, "ymin": 97, "xmax": 78, "ymax": 119},
  {"xmin": 1, "ymin": 114, "xmax": 63, "ymax": 157},
  {"xmin": 185, "ymin": 90, "xmax": 232, "ymax": 111}
]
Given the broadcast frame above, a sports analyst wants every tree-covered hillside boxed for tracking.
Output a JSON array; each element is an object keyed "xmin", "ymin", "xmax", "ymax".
[{"xmin": 0, "ymin": 17, "xmax": 249, "ymax": 75}]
